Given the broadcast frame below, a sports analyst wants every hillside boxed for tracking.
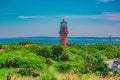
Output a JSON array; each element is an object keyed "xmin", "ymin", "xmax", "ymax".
[{"xmin": 0, "ymin": 41, "xmax": 120, "ymax": 80}]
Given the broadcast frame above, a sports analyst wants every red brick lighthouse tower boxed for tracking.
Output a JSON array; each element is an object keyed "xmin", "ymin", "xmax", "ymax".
[{"xmin": 59, "ymin": 19, "xmax": 68, "ymax": 46}]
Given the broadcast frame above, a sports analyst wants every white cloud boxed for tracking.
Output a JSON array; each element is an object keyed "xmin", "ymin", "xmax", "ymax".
[
  {"xmin": 18, "ymin": 12, "xmax": 120, "ymax": 21},
  {"xmin": 58, "ymin": 12, "xmax": 120, "ymax": 21},
  {"xmin": 96, "ymin": 0, "xmax": 115, "ymax": 8},
  {"xmin": 18, "ymin": 16, "xmax": 48, "ymax": 19},
  {"xmin": 98, "ymin": 0, "xmax": 115, "ymax": 3}
]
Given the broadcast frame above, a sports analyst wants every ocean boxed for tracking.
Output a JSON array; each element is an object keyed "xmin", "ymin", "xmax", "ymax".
[{"xmin": 0, "ymin": 37, "xmax": 120, "ymax": 44}]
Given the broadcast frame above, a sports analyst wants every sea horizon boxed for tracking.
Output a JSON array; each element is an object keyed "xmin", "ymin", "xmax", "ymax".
[
  {"xmin": 0, "ymin": 36, "xmax": 120, "ymax": 44},
  {"xmin": 0, "ymin": 36, "xmax": 120, "ymax": 39}
]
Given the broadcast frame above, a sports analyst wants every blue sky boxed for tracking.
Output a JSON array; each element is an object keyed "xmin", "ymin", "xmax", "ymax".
[{"xmin": 0, "ymin": 0, "xmax": 120, "ymax": 37}]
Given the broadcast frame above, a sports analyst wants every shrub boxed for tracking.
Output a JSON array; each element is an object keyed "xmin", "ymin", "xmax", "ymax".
[
  {"xmin": 0, "ymin": 45, "xmax": 2, "ymax": 49},
  {"xmin": 8, "ymin": 44, "xmax": 22, "ymax": 51},
  {"xmin": 95, "ymin": 44, "xmax": 108, "ymax": 50},
  {"xmin": 91, "ymin": 58, "xmax": 111, "ymax": 76},
  {"xmin": 38, "ymin": 46, "xmax": 53, "ymax": 58},
  {"xmin": 17, "ymin": 68, "xmax": 39, "ymax": 77},
  {"xmin": 29, "ymin": 46, "xmax": 53, "ymax": 58},
  {"xmin": 46, "ymin": 58, "xmax": 53, "ymax": 66},
  {"xmin": 0, "ymin": 51, "xmax": 47, "ymax": 70},
  {"xmin": 18, "ymin": 40, "xmax": 33, "ymax": 46},
  {"xmin": 60, "ymin": 53, "xmax": 69, "ymax": 61},
  {"xmin": 57, "ymin": 62, "xmax": 72, "ymax": 73},
  {"xmin": 51, "ymin": 45, "xmax": 63, "ymax": 60},
  {"xmin": 28, "ymin": 45, "xmax": 41, "ymax": 54},
  {"xmin": 18, "ymin": 69, "xmax": 31, "ymax": 76},
  {"xmin": 0, "ymin": 68, "xmax": 14, "ymax": 79}
]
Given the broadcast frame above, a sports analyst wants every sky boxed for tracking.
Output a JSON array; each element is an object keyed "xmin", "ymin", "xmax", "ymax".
[{"xmin": 0, "ymin": 0, "xmax": 120, "ymax": 38}]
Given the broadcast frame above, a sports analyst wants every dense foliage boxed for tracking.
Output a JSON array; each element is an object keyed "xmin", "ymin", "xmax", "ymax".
[
  {"xmin": 0, "ymin": 42, "xmax": 120, "ymax": 80},
  {"xmin": 18, "ymin": 40, "xmax": 33, "ymax": 46},
  {"xmin": 0, "ymin": 45, "xmax": 2, "ymax": 49}
]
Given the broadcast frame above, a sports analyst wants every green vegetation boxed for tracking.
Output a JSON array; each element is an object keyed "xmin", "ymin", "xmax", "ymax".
[
  {"xmin": 0, "ymin": 42, "xmax": 120, "ymax": 80},
  {"xmin": 18, "ymin": 40, "xmax": 33, "ymax": 46},
  {"xmin": 0, "ymin": 45, "xmax": 2, "ymax": 49}
]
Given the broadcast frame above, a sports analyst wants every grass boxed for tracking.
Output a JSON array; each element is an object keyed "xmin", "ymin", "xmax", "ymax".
[
  {"xmin": 57, "ymin": 73, "xmax": 79, "ymax": 80},
  {"xmin": 2, "ymin": 73, "xmax": 119, "ymax": 80},
  {"xmin": 49, "ymin": 65, "xmax": 59, "ymax": 76}
]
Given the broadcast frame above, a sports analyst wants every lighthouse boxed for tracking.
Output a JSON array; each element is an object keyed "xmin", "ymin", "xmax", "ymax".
[{"xmin": 59, "ymin": 19, "xmax": 68, "ymax": 46}]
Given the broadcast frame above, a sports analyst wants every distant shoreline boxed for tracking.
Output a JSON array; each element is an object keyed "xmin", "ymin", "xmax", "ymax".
[
  {"xmin": 0, "ymin": 37, "xmax": 120, "ymax": 44},
  {"xmin": 0, "ymin": 36, "xmax": 120, "ymax": 39}
]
